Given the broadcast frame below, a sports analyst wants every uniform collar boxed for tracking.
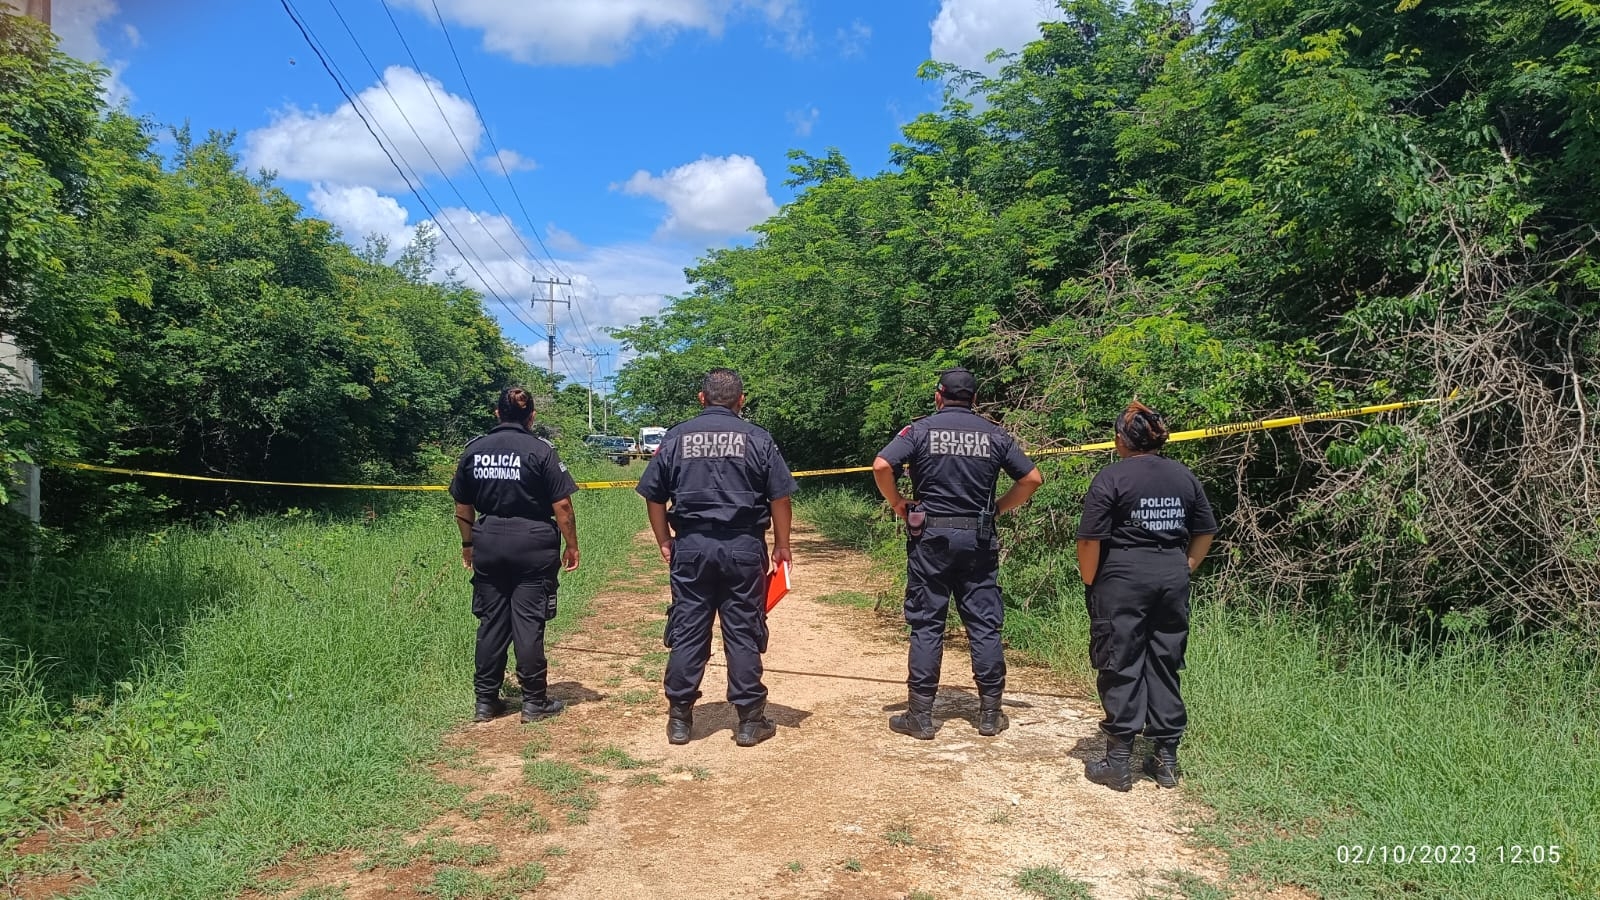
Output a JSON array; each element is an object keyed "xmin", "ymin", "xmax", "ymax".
[
  {"xmin": 698, "ymin": 406, "xmax": 740, "ymax": 419},
  {"xmin": 935, "ymin": 405, "xmax": 977, "ymax": 417},
  {"xmin": 490, "ymin": 422, "xmax": 530, "ymax": 433}
]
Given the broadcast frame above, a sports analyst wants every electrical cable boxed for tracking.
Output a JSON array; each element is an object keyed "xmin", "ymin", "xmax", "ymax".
[
  {"xmin": 321, "ymin": 0, "xmax": 538, "ymax": 290},
  {"xmin": 374, "ymin": 0, "xmax": 553, "ymax": 278},
  {"xmin": 279, "ymin": 0, "xmax": 549, "ymax": 344}
]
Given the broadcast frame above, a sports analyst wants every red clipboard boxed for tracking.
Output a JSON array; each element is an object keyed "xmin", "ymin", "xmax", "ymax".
[{"xmin": 765, "ymin": 560, "xmax": 791, "ymax": 612}]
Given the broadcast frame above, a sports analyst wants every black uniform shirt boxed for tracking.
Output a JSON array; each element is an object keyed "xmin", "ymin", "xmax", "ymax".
[
  {"xmin": 450, "ymin": 423, "xmax": 579, "ymax": 521},
  {"xmin": 876, "ymin": 406, "xmax": 1037, "ymax": 517},
  {"xmin": 635, "ymin": 406, "xmax": 797, "ymax": 533},
  {"xmin": 1077, "ymin": 454, "xmax": 1217, "ymax": 550}
]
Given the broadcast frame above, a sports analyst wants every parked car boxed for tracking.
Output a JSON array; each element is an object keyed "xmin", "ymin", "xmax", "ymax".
[{"xmin": 583, "ymin": 434, "xmax": 634, "ymax": 465}]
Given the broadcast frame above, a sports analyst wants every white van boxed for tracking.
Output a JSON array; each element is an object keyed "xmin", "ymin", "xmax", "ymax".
[{"xmin": 639, "ymin": 426, "xmax": 667, "ymax": 456}]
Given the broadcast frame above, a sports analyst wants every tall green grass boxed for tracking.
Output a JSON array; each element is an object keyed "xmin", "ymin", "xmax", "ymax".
[
  {"xmin": 1, "ymin": 468, "xmax": 646, "ymax": 897},
  {"xmin": 800, "ymin": 486, "xmax": 1600, "ymax": 899}
]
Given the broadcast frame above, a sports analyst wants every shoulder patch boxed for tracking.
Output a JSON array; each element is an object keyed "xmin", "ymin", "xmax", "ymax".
[{"xmin": 898, "ymin": 425, "xmax": 913, "ymax": 438}]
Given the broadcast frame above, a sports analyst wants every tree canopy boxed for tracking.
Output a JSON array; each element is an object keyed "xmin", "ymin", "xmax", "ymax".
[
  {"xmin": 0, "ymin": 12, "xmax": 575, "ymax": 529},
  {"xmin": 614, "ymin": 0, "xmax": 1600, "ymax": 633}
]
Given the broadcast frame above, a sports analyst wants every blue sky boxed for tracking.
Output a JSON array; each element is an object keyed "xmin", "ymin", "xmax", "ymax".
[{"xmin": 38, "ymin": 0, "xmax": 1068, "ymax": 387}]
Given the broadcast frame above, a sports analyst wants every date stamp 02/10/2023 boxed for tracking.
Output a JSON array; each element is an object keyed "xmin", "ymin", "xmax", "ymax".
[{"xmin": 1336, "ymin": 844, "xmax": 1563, "ymax": 865}]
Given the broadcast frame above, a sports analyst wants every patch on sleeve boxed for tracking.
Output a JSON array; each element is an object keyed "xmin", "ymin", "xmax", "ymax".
[
  {"xmin": 898, "ymin": 425, "xmax": 913, "ymax": 437},
  {"xmin": 558, "ymin": 463, "xmax": 568, "ymax": 473}
]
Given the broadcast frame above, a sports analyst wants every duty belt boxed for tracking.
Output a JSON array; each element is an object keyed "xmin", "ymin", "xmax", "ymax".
[
  {"xmin": 673, "ymin": 521, "xmax": 763, "ymax": 536},
  {"xmin": 924, "ymin": 516, "xmax": 981, "ymax": 529}
]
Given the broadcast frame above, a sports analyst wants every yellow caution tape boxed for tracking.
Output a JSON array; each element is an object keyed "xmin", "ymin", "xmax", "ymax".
[
  {"xmin": 54, "ymin": 461, "xmax": 451, "ymax": 491},
  {"xmin": 53, "ymin": 392, "xmax": 1456, "ymax": 491},
  {"xmin": 1033, "ymin": 390, "xmax": 1459, "ymax": 458}
]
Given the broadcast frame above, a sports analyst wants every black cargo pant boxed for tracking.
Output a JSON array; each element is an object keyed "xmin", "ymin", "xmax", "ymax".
[
  {"xmin": 471, "ymin": 515, "xmax": 561, "ymax": 703},
  {"xmin": 1087, "ymin": 546, "xmax": 1190, "ymax": 741},
  {"xmin": 904, "ymin": 528, "xmax": 1006, "ymax": 697},
  {"xmin": 663, "ymin": 531, "xmax": 770, "ymax": 709}
]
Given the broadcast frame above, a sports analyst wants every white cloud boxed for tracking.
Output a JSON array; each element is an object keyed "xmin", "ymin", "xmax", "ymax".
[
  {"xmin": 930, "ymin": 0, "xmax": 1063, "ymax": 74},
  {"xmin": 483, "ymin": 148, "xmax": 538, "ymax": 174},
  {"xmin": 616, "ymin": 154, "xmax": 777, "ymax": 238},
  {"xmin": 244, "ymin": 66, "xmax": 483, "ymax": 189},
  {"xmin": 786, "ymin": 105, "xmax": 820, "ymax": 138},
  {"xmin": 308, "ymin": 183, "xmax": 413, "ymax": 254},
  {"xmin": 546, "ymin": 223, "xmax": 585, "ymax": 254},
  {"xmin": 397, "ymin": 0, "xmax": 806, "ymax": 66},
  {"xmin": 302, "ymin": 186, "xmax": 687, "ymax": 365},
  {"xmin": 836, "ymin": 19, "xmax": 871, "ymax": 58}
]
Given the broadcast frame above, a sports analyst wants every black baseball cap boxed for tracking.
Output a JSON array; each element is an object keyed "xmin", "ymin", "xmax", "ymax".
[{"xmin": 937, "ymin": 367, "xmax": 978, "ymax": 400}]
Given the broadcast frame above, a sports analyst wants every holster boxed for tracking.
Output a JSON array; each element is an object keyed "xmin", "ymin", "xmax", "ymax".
[{"xmin": 905, "ymin": 504, "xmax": 926, "ymax": 539}]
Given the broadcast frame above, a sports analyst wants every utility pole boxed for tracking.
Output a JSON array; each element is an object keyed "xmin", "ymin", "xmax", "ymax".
[
  {"xmin": 599, "ymin": 375, "xmax": 616, "ymax": 434},
  {"xmin": 532, "ymin": 276, "xmax": 570, "ymax": 376},
  {"xmin": 577, "ymin": 350, "xmax": 610, "ymax": 432},
  {"xmin": 3, "ymin": 0, "xmax": 49, "ymax": 524}
]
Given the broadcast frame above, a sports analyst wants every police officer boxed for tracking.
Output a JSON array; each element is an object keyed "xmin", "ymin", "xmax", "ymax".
[
  {"xmin": 451, "ymin": 386, "xmax": 581, "ymax": 725},
  {"xmin": 1077, "ymin": 402, "xmax": 1216, "ymax": 791},
  {"xmin": 872, "ymin": 368, "xmax": 1043, "ymax": 740},
  {"xmin": 637, "ymin": 368, "xmax": 797, "ymax": 748}
]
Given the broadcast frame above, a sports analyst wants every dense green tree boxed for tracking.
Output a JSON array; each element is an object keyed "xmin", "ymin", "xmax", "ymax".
[{"xmin": 616, "ymin": 0, "xmax": 1600, "ymax": 633}]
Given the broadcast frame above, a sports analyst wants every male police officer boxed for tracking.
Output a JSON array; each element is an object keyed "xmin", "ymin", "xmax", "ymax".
[
  {"xmin": 451, "ymin": 387, "xmax": 581, "ymax": 725},
  {"xmin": 637, "ymin": 368, "xmax": 797, "ymax": 747},
  {"xmin": 873, "ymin": 368, "xmax": 1043, "ymax": 739}
]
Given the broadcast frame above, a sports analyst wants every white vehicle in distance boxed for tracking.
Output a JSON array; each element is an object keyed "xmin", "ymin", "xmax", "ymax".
[{"xmin": 639, "ymin": 426, "xmax": 667, "ymax": 456}]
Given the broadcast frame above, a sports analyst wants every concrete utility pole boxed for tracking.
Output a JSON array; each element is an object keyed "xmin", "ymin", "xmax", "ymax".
[
  {"xmin": 3, "ymin": 0, "xmax": 49, "ymax": 524},
  {"xmin": 577, "ymin": 350, "xmax": 610, "ymax": 432},
  {"xmin": 532, "ymin": 277, "xmax": 571, "ymax": 376}
]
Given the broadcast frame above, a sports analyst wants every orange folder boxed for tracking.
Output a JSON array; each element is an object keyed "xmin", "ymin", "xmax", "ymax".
[{"xmin": 765, "ymin": 560, "xmax": 791, "ymax": 612}]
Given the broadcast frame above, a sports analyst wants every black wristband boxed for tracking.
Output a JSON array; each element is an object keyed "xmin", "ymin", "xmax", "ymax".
[{"xmin": 461, "ymin": 541, "xmax": 473, "ymax": 548}]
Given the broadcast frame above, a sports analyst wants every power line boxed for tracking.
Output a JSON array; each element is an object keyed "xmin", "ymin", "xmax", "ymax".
[
  {"xmin": 374, "ymin": 0, "xmax": 553, "ymax": 278},
  {"xmin": 393, "ymin": 1, "xmax": 616, "ymax": 365},
  {"xmin": 426, "ymin": 0, "xmax": 572, "ymax": 283},
  {"xmin": 419, "ymin": 1, "xmax": 618, "ymax": 368},
  {"xmin": 279, "ymin": 0, "xmax": 549, "ymax": 344},
  {"xmin": 320, "ymin": 0, "xmax": 538, "ymax": 289}
]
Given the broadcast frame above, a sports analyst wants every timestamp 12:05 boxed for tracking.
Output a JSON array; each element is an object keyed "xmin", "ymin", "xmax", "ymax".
[{"xmin": 1335, "ymin": 844, "xmax": 1562, "ymax": 864}]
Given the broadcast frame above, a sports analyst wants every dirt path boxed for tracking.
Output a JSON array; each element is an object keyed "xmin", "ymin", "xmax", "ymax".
[{"xmin": 260, "ymin": 524, "xmax": 1293, "ymax": 900}]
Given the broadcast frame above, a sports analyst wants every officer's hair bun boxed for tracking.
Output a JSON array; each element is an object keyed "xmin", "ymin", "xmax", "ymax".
[
  {"xmin": 497, "ymin": 386, "xmax": 535, "ymax": 423},
  {"xmin": 1117, "ymin": 401, "xmax": 1169, "ymax": 452}
]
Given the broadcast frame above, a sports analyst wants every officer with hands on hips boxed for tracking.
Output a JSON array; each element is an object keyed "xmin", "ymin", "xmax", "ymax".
[
  {"xmin": 636, "ymin": 368, "xmax": 798, "ymax": 748},
  {"xmin": 451, "ymin": 386, "xmax": 581, "ymax": 725},
  {"xmin": 872, "ymin": 367, "xmax": 1043, "ymax": 740},
  {"xmin": 1077, "ymin": 401, "xmax": 1216, "ymax": 791}
]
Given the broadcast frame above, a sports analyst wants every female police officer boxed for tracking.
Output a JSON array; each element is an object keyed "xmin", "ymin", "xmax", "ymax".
[
  {"xmin": 1077, "ymin": 402, "xmax": 1216, "ymax": 791},
  {"xmin": 451, "ymin": 386, "xmax": 581, "ymax": 724}
]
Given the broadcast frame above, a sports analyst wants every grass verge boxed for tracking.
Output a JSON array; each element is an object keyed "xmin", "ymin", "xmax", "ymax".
[
  {"xmin": 1, "ymin": 474, "xmax": 643, "ymax": 897},
  {"xmin": 800, "ymin": 486, "xmax": 1600, "ymax": 900}
]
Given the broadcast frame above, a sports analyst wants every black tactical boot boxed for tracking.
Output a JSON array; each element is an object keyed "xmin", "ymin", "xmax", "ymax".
[
  {"xmin": 1084, "ymin": 733, "xmax": 1133, "ymax": 792},
  {"xmin": 734, "ymin": 702, "xmax": 777, "ymax": 747},
  {"xmin": 520, "ymin": 698, "xmax": 565, "ymax": 723},
  {"xmin": 977, "ymin": 691, "xmax": 1008, "ymax": 736},
  {"xmin": 888, "ymin": 690, "xmax": 938, "ymax": 740},
  {"xmin": 473, "ymin": 697, "xmax": 508, "ymax": 722},
  {"xmin": 1143, "ymin": 739, "xmax": 1181, "ymax": 788},
  {"xmin": 667, "ymin": 702, "xmax": 693, "ymax": 745}
]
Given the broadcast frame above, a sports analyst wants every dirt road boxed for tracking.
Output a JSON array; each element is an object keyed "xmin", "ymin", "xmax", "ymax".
[{"xmin": 262, "ymin": 525, "xmax": 1274, "ymax": 900}]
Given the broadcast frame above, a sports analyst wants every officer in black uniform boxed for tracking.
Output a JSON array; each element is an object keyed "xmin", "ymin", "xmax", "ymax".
[
  {"xmin": 873, "ymin": 368, "xmax": 1043, "ymax": 740},
  {"xmin": 451, "ymin": 386, "xmax": 581, "ymax": 725},
  {"xmin": 1077, "ymin": 401, "xmax": 1216, "ymax": 791},
  {"xmin": 637, "ymin": 368, "xmax": 797, "ymax": 748}
]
